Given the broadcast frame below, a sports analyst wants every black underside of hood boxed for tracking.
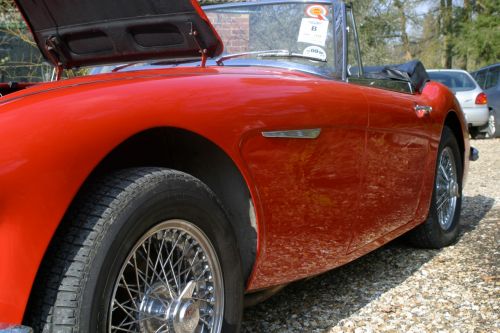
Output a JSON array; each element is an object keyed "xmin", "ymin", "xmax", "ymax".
[{"xmin": 15, "ymin": 0, "xmax": 223, "ymax": 69}]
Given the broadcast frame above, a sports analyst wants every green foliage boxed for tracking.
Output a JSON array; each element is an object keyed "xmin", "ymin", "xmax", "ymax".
[
  {"xmin": 0, "ymin": 0, "xmax": 50, "ymax": 82},
  {"xmin": 353, "ymin": 0, "xmax": 426, "ymax": 66},
  {"xmin": 353, "ymin": 0, "xmax": 498, "ymax": 70},
  {"xmin": 454, "ymin": 0, "xmax": 500, "ymax": 70},
  {"xmin": 0, "ymin": 0, "xmax": 92, "ymax": 81}
]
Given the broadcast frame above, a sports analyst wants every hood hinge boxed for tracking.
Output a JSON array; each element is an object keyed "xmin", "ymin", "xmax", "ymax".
[
  {"xmin": 188, "ymin": 23, "xmax": 208, "ymax": 68},
  {"xmin": 45, "ymin": 36, "xmax": 65, "ymax": 80}
]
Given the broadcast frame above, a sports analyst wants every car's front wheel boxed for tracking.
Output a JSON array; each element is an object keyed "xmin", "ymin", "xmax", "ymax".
[{"xmin": 26, "ymin": 168, "xmax": 243, "ymax": 333}]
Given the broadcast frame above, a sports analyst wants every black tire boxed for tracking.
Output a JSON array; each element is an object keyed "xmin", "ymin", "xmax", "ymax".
[
  {"xmin": 407, "ymin": 126, "xmax": 463, "ymax": 249},
  {"xmin": 25, "ymin": 168, "xmax": 243, "ymax": 332},
  {"xmin": 469, "ymin": 126, "xmax": 484, "ymax": 139}
]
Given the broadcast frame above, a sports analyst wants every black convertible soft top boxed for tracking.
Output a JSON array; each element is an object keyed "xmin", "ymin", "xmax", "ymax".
[{"xmin": 361, "ymin": 60, "xmax": 430, "ymax": 93}]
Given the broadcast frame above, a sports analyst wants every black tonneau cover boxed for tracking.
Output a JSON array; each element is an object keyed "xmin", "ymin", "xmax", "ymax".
[
  {"xmin": 363, "ymin": 60, "xmax": 430, "ymax": 93},
  {"xmin": 14, "ymin": 0, "xmax": 223, "ymax": 69}
]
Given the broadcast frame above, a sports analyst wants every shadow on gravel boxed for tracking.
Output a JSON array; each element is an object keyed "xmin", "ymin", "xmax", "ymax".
[
  {"xmin": 459, "ymin": 195, "xmax": 495, "ymax": 235},
  {"xmin": 241, "ymin": 194, "xmax": 495, "ymax": 332}
]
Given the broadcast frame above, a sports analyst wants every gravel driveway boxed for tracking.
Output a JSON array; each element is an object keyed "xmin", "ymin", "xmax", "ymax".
[{"xmin": 242, "ymin": 138, "xmax": 499, "ymax": 333}]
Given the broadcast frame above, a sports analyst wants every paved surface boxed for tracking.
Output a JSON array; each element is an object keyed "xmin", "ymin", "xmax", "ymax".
[{"xmin": 241, "ymin": 138, "xmax": 500, "ymax": 333}]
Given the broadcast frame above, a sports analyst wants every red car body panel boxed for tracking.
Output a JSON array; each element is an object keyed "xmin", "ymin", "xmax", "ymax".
[{"xmin": 0, "ymin": 66, "xmax": 468, "ymax": 323}]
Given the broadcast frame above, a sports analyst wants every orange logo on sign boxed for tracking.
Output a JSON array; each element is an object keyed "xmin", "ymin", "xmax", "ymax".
[{"xmin": 306, "ymin": 5, "xmax": 328, "ymax": 20}]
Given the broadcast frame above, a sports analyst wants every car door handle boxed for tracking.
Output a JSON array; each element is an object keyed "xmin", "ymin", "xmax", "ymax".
[{"xmin": 415, "ymin": 105, "xmax": 432, "ymax": 118}]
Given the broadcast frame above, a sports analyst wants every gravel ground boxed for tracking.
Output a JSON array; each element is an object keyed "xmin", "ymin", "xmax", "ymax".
[{"xmin": 241, "ymin": 138, "xmax": 500, "ymax": 333}]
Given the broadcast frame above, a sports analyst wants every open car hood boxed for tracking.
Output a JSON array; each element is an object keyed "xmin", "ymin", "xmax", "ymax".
[{"xmin": 14, "ymin": 0, "xmax": 223, "ymax": 69}]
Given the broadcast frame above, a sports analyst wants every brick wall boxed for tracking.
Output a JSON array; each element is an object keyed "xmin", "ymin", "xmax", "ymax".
[{"xmin": 207, "ymin": 13, "xmax": 249, "ymax": 54}]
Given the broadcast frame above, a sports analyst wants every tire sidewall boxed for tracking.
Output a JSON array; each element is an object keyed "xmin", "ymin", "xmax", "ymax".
[
  {"xmin": 428, "ymin": 127, "xmax": 463, "ymax": 245},
  {"xmin": 79, "ymin": 170, "xmax": 243, "ymax": 333}
]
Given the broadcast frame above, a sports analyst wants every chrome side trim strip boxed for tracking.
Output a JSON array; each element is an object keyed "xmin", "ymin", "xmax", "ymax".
[{"xmin": 261, "ymin": 128, "xmax": 322, "ymax": 139}]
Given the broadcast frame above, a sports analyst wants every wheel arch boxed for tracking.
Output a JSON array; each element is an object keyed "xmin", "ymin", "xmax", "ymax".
[
  {"xmin": 25, "ymin": 127, "xmax": 257, "ymax": 322},
  {"xmin": 443, "ymin": 111, "xmax": 465, "ymax": 168},
  {"xmin": 88, "ymin": 127, "xmax": 257, "ymax": 281}
]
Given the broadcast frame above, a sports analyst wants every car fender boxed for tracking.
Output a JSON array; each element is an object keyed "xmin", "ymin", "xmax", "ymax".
[{"xmin": 0, "ymin": 69, "xmax": 269, "ymax": 322}]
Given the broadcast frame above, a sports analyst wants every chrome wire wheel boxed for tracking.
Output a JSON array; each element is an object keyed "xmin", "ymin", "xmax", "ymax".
[
  {"xmin": 435, "ymin": 147, "xmax": 459, "ymax": 231},
  {"xmin": 109, "ymin": 219, "xmax": 224, "ymax": 333}
]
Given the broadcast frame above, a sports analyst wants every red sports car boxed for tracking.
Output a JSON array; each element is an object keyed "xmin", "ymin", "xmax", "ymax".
[{"xmin": 0, "ymin": 0, "xmax": 476, "ymax": 332}]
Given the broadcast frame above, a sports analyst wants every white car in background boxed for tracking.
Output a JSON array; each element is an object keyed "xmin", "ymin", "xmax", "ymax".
[{"xmin": 428, "ymin": 69, "xmax": 489, "ymax": 138}]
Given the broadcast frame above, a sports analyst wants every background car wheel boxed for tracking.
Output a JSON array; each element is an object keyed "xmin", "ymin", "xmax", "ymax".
[
  {"xmin": 25, "ymin": 168, "xmax": 243, "ymax": 333},
  {"xmin": 469, "ymin": 127, "xmax": 485, "ymax": 139},
  {"xmin": 407, "ymin": 126, "xmax": 463, "ymax": 249},
  {"xmin": 486, "ymin": 109, "xmax": 499, "ymax": 138}
]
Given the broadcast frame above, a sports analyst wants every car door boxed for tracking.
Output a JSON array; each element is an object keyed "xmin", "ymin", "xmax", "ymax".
[
  {"xmin": 343, "ymin": 4, "xmax": 431, "ymax": 251},
  {"xmin": 240, "ymin": 77, "xmax": 369, "ymax": 287},
  {"xmin": 349, "ymin": 86, "xmax": 432, "ymax": 250},
  {"xmin": 227, "ymin": 1, "xmax": 369, "ymax": 288}
]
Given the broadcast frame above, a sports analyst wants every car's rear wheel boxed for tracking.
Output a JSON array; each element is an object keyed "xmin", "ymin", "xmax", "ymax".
[
  {"xmin": 407, "ymin": 126, "xmax": 463, "ymax": 248},
  {"xmin": 25, "ymin": 168, "xmax": 243, "ymax": 333}
]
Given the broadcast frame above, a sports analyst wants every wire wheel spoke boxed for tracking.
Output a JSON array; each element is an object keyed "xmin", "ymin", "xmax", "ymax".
[
  {"xmin": 435, "ymin": 147, "xmax": 458, "ymax": 230},
  {"xmin": 108, "ymin": 220, "xmax": 224, "ymax": 333}
]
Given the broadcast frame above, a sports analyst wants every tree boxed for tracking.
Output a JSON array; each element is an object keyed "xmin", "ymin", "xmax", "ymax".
[
  {"xmin": 354, "ymin": 0, "xmax": 428, "ymax": 66},
  {"xmin": 0, "ymin": 0, "xmax": 50, "ymax": 81},
  {"xmin": 354, "ymin": 0, "xmax": 498, "ymax": 70},
  {"xmin": 440, "ymin": 0, "xmax": 454, "ymax": 68},
  {"xmin": 417, "ymin": 12, "xmax": 443, "ymax": 69},
  {"xmin": 454, "ymin": 0, "xmax": 500, "ymax": 70},
  {"xmin": 354, "ymin": 0, "xmax": 398, "ymax": 65}
]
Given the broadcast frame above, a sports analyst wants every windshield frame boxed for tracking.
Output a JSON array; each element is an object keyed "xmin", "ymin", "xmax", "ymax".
[{"xmin": 202, "ymin": 0, "xmax": 345, "ymax": 79}]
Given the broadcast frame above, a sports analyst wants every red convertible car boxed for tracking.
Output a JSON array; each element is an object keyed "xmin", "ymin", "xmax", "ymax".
[{"xmin": 0, "ymin": 0, "xmax": 477, "ymax": 332}]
